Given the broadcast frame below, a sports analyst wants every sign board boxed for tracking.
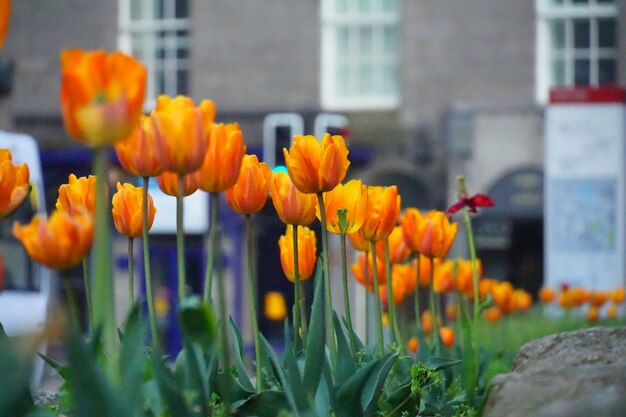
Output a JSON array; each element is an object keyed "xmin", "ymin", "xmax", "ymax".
[{"xmin": 545, "ymin": 87, "xmax": 626, "ymax": 290}]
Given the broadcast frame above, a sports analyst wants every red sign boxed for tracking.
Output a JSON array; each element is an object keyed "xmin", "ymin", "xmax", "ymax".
[{"xmin": 549, "ymin": 86, "xmax": 626, "ymax": 104}]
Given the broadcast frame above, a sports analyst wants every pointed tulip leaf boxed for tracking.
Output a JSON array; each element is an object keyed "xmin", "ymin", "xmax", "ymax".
[
  {"xmin": 303, "ymin": 260, "xmax": 325, "ymax": 398},
  {"xmin": 426, "ymin": 356, "xmax": 461, "ymax": 373},
  {"xmin": 229, "ymin": 318, "xmax": 255, "ymax": 392},
  {"xmin": 260, "ymin": 334, "xmax": 302, "ymax": 417},
  {"xmin": 152, "ymin": 353, "xmax": 193, "ymax": 417},
  {"xmin": 333, "ymin": 312, "xmax": 356, "ymax": 385},
  {"xmin": 119, "ymin": 306, "xmax": 148, "ymax": 414},
  {"xmin": 179, "ymin": 296, "xmax": 218, "ymax": 354},
  {"xmin": 232, "ymin": 390, "xmax": 291, "ymax": 417}
]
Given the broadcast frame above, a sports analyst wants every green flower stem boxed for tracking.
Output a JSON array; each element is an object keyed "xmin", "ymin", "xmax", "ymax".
[
  {"xmin": 176, "ymin": 174, "xmax": 186, "ymax": 303},
  {"xmin": 365, "ymin": 253, "xmax": 370, "ymax": 346},
  {"xmin": 292, "ymin": 225, "xmax": 306, "ymax": 348},
  {"xmin": 457, "ymin": 176, "xmax": 481, "ymax": 398},
  {"xmin": 370, "ymin": 241, "xmax": 384, "ymax": 356},
  {"xmin": 62, "ymin": 271, "xmax": 79, "ymax": 331},
  {"xmin": 384, "ymin": 239, "xmax": 402, "ymax": 350},
  {"xmin": 82, "ymin": 258, "xmax": 92, "ymax": 329},
  {"xmin": 128, "ymin": 237, "xmax": 134, "ymax": 307},
  {"xmin": 428, "ymin": 257, "xmax": 441, "ymax": 353},
  {"xmin": 204, "ymin": 192, "xmax": 219, "ymax": 302},
  {"xmin": 93, "ymin": 147, "xmax": 115, "ymax": 361},
  {"xmin": 245, "ymin": 215, "xmax": 263, "ymax": 392},
  {"xmin": 216, "ymin": 227, "xmax": 231, "ymax": 372},
  {"xmin": 142, "ymin": 177, "xmax": 159, "ymax": 348},
  {"xmin": 340, "ymin": 232, "xmax": 358, "ymax": 356},
  {"xmin": 414, "ymin": 254, "xmax": 420, "ymax": 333},
  {"xmin": 316, "ymin": 192, "xmax": 337, "ymax": 365}
]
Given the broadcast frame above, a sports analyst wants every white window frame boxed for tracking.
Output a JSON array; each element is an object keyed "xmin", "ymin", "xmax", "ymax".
[
  {"xmin": 536, "ymin": 0, "xmax": 618, "ymax": 103},
  {"xmin": 118, "ymin": 0, "xmax": 191, "ymax": 110},
  {"xmin": 321, "ymin": 0, "xmax": 400, "ymax": 111}
]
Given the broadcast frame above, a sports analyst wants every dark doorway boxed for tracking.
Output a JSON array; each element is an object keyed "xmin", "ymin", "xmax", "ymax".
[{"xmin": 509, "ymin": 220, "xmax": 543, "ymax": 297}]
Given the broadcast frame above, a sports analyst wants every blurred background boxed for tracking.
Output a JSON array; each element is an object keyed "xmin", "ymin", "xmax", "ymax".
[{"xmin": 0, "ymin": 0, "xmax": 624, "ymax": 371}]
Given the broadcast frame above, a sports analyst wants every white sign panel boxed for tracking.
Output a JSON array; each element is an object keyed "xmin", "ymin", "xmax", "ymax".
[
  {"xmin": 147, "ymin": 179, "xmax": 209, "ymax": 235},
  {"xmin": 545, "ymin": 104, "xmax": 626, "ymax": 290}
]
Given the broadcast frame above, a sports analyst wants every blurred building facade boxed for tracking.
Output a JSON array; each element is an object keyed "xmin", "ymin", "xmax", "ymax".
[{"xmin": 0, "ymin": 0, "xmax": 623, "ymax": 308}]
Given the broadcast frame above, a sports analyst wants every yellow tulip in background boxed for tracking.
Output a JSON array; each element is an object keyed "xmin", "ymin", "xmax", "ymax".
[
  {"xmin": 60, "ymin": 50, "xmax": 146, "ymax": 147},
  {"xmin": 0, "ymin": 148, "xmax": 30, "ymax": 218},
  {"xmin": 316, "ymin": 179, "xmax": 367, "ymax": 234},
  {"xmin": 112, "ymin": 183, "xmax": 156, "ymax": 238},
  {"xmin": 359, "ymin": 185, "xmax": 400, "ymax": 242}
]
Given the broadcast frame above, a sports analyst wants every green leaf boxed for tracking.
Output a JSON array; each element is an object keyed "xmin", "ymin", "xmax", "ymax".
[
  {"xmin": 260, "ymin": 334, "xmax": 302, "ymax": 417},
  {"xmin": 333, "ymin": 312, "xmax": 356, "ymax": 385},
  {"xmin": 118, "ymin": 306, "xmax": 147, "ymax": 414},
  {"xmin": 232, "ymin": 390, "xmax": 291, "ymax": 417},
  {"xmin": 152, "ymin": 352, "xmax": 194, "ymax": 417},
  {"xmin": 183, "ymin": 343, "xmax": 211, "ymax": 416},
  {"xmin": 302, "ymin": 260, "xmax": 325, "ymax": 399},
  {"xmin": 426, "ymin": 356, "xmax": 462, "ymax": 372},
  {"xmin": 179, "ymin": 296, "xmax": 218, "ymax": 354},
  {"xmin": 459, "ymin": 301, "xmax": 477, "ymax": 405},
  {"xmin": 0, "ymin": 331, "xmax": 35, "ymax": 417},
  {"xmin": 379, "ymin": 381, "xmax": 420, "ymax": 417},
  {"xmin": 66, "ymin": 332, "xmax": 133, "ymax": 417},
  {"xmin": 38, "ymin": 352, "xmax": 68, "ymax": 379},
  {"xmin": 335, "ymin": 352, "xmax": 397, "ymax": 417},
  {"xmin": 230, "ymin": 318, "xmax": 255, "ymax": 392}
]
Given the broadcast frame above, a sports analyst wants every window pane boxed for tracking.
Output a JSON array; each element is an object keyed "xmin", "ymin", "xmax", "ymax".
[
  {"xmin": 130, "ymin": 0, "xmax": 145, "ymax": 20},
  {"xmin": 573, "ymin": 19, "xmax": 590, "ymax": 49},
  {"xmin": 358, "ymin": 0, "xmax": 371, "ymax": 13},
  {"xmin": 359, "ymin": 64, "xmax": 373, "ymax": 94},
  {"xmin": 598, "ymin": 18, "xmax": 616, "ymax": 48},
  {"xmin": 382, "ymin": 0, "xmax": 398, "ymax": 12},
  {"xmin": 598, "ymin": 58, "xmax": 616, "ymax": 84},
  {"xmin": 574, "ymin": 59, "xmax": 590, "ymax": 86},
  {"xmin": 154, "ymin": 0, "xmax": 165, "ymax": 19},
  {"xmin": 597, "ymin": 0, "xmax": 615, "ymax": 3},
  {"xmin": 550, "ymin": 0, "xmax": 564, "ymax": 4},
  {"xmin": 550, "ymin": 20, "xmax": 565, "ymax": 49},
  {"xmin": 175, "ymin": 0, "xmax": 189, "ymax": 18},
  {"xmin": 382, "ymin": 64, "xmax": 397, "ymax": 96},
  {"xmin": 359, "ymin": 27, "xmax": 373, "ymax": 56},
  {"xmin": 383, "ymin": 26, "xmax": 397, "ymax": 56},
  {"xmin": 177, "ymin": 69, "xmax": 189, "ymax": 94},
  {"xmin": 336, "ymin": 0, "xmax": 348, "ymax": 14},
  {"xmin": 336, "ymin": 64, "xmax": 349, "ymax": 97},
  {"xmin": 572, "ymin": 0, "xmax": 589, "ymax": 4},
  {"xmin": 337, "ymin": 27, "xmax": 350, "ymax": 55},
  {"xmin": 552, "ymin": 58, "xmax": 566, "ymax": 85}
]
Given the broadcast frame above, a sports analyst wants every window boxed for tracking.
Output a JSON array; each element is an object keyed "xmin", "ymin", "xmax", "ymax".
[
  {"xmin": 321, "ymin": 0, "xmax": 400, "ymax": 110},
  {"xmin": 536, "ymin": 0, "xmax": 618, "ymax": 102},
  {"xmin": 119, "ymin": 0, "xmax": 191, "ymax": 108}
]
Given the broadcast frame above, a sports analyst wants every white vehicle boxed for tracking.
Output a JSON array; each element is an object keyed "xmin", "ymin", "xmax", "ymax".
[{"xmin": 0, "ymin": 131, "xmax": 51, "ymax": 387}]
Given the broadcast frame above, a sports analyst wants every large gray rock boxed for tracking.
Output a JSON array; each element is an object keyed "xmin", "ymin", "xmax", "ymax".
[{"xmin": 483, "ymin": 327, "xmax": 626, "ymax": 417}]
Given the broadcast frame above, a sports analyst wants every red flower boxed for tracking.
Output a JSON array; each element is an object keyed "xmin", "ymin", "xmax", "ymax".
[{"xmin": 447, "ymin": 193, "xmax": 494, "ymax": 214}]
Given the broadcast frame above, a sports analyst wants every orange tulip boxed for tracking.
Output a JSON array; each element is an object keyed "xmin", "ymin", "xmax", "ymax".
[
  {"xmin": 445, "ymin": 303, "xmax": 457, "ymax": 321},
  {"xmin": 278, "ymin": 225, "xmax": 317, "ymax": 282},
  {"xmin": 375, "ymin": 226, "xmax": 411, "ymax": 264},
  {"xmin": 492, "ymin": 281, "xmax": 514, "ymax": 310},
  {"xmin": 607, "ymin": 304, "xmax": 618, "ymax": 319},
  {"xmin": 513, "ymin": 289, "xmax": 532, "ymax": 311},
  {"xmin": 0, "ymin": 149, "xmax": 30, "ymax": 218},
  {"xmin": 415, "ymin": 211, "xmax": 457, "ymax": 259},
  {"xmin": 539, "ymin": 287, "xmax": 555, "ymax": 304},
  {"xmin": 114, "ymin": 114, "xmax": 164, "ymax": 178},
  {"xmin": 0, "ymin": 0, "xmax": 10, "ymax": 49},
  {"xmin": 483, "ymin": 307, "xmax": 502, "ymax": 323},
  {"xmin": 610, "ymin": 287, "xmax": 625, "ymax": 304},
  {"xmin": 347, "ymin": 231, "xmax": 370, "ymax": 252},
  {"xmin": 264, "ymin": 291, "xmax": 288, "ymax": 321},
  {"xmin": 407, "ymin": 337, "xmax": 419, "ymax": 353},
  {"xmin": 433, "ymin": 259, "xmax": 455, "ymax": 294},
  {"xmin": 12, "ymin": 209, "xmax": 94, "ymax": 270},
  {"xmin": 56, "ymin": 174, "xmax": 96, "ymax": 215},
  {"xmin": 151, "ymin": 95, "xmax": 214, "ymax": 174},
  {"xmin": 156, "ymin": 171, "xmax": 198, "ymax": 197},
  {"xmin": 226, "ymin": 154, "xmax": 271, "ymax": 215},
  {"xmin": 196, "ymin": 123, "xmax": 247, "ymax": 192},
  {"xmin": 359, "ymin": 186, "xmax": 400, "ymax": 242},
  {"xmin": 416, "ymin": 254, "xmax": 432, "ymax": 287},
  {"xmin": 439, "ymin": 327, "xmax": 455, "ymax": 348},
  {"xmin": 588, "ymin": 291, "xmax": 609, "ymax": 308},
  {"xmin": 455, "ymin": 259, "xmax": 482, "ymax": 296},
  {"xmin": 111, "ymin": 183, "xmax": 156, "ymax": 238},
  {"xmin": 351, "ymin": 251, "xmax": 386, "ymax": 290},
  {"xmin": 421, "ymin": 310, "xmax": 433, "ymax": 334},
  {"xmin": 269, "ymin": 171, "xmax": 317, "ymax": 226},
  {"xmin": 586, "ymin": 306, "xmax": 599, "ymax": 322},
  {"xmin": 392, "ymin": 260, "xmax": 418, "ymax": 295},
  {"xmin": 401, "ymin": 207, "xmax": 427, "ymax": 253},
  {"xmin": 283, "ymin": 133, "xmax": 349, "ymax": 194},
  {"xmin": 60, "ymin": 49, "xmax": 146, "ymax": 147},
  {"xmin": 379, "ymin": 272, "xmax": 406, "ymax": 307},
  {"xmin": 479, "ymin": 278, "xmax": 498, "ymax": 298},
  {"xmin": 317, "ymin": 179, "xmax": 367, "ymax": 234}
]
